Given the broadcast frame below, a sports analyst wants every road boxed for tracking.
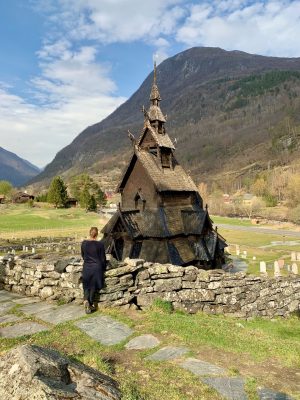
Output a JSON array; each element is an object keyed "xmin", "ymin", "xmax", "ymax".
[{"xmin": 216, "ymin": 224, "xmax": 300, "ymax": 238}]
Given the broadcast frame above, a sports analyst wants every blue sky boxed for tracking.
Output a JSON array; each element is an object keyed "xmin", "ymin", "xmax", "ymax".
[{"xmin": 1, "ymin": 0, "xmax": 300, "ymax": 167}]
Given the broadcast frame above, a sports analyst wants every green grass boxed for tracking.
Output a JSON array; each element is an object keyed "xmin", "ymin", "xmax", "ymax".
[
  {"xmin": 0, "ymin": 204, "xmax": 102, "ymax": 239},
  {"xmin": 211, "ymin": 215, "xmax": 252, "ymax": 226},
  {"xmin": 1, "ymin": 305, "xmax": 299, "ymax": 399}
]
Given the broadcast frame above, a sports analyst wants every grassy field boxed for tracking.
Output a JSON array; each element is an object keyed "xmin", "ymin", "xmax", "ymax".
[
  {"xmin": 0, "ymin": 302, "xmax": 299, "ymax": 399},
  {"xmin": 0, "ymin": 203, "xmax": 103, "ymax": 239}
]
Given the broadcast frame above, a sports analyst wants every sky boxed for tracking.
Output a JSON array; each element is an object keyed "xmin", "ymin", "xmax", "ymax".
[{"xmin": 1, "ymin": 0, "xmax": 300, "ymax": 168}]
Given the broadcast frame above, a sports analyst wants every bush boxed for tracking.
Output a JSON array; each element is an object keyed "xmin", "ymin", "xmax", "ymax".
[{"xmin": 263, "ymin": 194, "xmax": 278, "ymax": 207}]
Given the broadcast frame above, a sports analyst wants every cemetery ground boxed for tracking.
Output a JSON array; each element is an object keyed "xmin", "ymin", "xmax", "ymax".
[
  {"xmin": 0, "ymin": 295, "xmax": 299, "ymax": 399},
  {"xmin": 0, "ymin": 204, "xmax": 299, "ymax": 398}
]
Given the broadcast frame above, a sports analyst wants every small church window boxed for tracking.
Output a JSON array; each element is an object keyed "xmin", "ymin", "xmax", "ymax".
[
  {"xmin": 161, "ymin": 152, "xmax": 171, "ymax": 168},
  {"xmin": 149, "ymin": 146, "xmax": 157, "ymax": 156}
]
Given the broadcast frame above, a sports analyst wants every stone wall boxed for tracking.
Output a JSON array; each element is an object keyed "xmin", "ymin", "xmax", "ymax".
[{"xmin": 0, "ymin": 257, "xmax": 299, "ymax": 318}]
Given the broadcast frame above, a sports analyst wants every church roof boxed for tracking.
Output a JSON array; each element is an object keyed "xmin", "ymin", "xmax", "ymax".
[
  {"xmin": 117, "ymin": 149, "xmax": 197, "ymax": 193},
  {"xmin": 102, "ymin": 207, "xmax": 209, "ymax": 239},
  {"xmin": 148, "ymin": 104, "xmax": 166, "ymax": 122},
  {"xmin": 137, "ymin": 121, "xmax": 175, "ymax": 149}
]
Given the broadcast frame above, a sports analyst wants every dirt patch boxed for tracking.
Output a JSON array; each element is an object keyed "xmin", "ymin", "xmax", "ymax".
[{"xmin": 196, "ymin": 346, "xmax": 300, "ymax": 395}]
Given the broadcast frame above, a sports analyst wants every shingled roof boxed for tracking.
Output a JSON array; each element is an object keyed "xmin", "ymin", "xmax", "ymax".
[
  {"xmin": 118, "ymin": 149, "xmax": 197, "ymax": 193},
  {"xmin": 137, "ymin": 121, "xmax": 175, "ymax": 149},
  {"xmin": 102, "ymin": 207, "xmax": 209, "ymax": 239}
]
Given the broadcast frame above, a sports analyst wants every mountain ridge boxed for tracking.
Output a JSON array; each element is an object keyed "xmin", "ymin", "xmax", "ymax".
[
  {"xmin": 29, "ymin": 46, "xmax": 300, "ymax": 190},
  {"xmin": 0, "ymin": 147, "xmax": 41, "ymax": 187}
]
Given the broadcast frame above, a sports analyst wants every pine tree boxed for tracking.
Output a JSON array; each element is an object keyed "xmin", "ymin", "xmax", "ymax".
[
  {"xmin": 47, "ymin": 176, "xmax": 68, "ymax": 208},
  {"xmin": 80, "ymin": 186, "xmax": 91, "ymax": 211},
  {"xmin": 88, "ymin": 195, "xmax": 97, "ymax": 212}
]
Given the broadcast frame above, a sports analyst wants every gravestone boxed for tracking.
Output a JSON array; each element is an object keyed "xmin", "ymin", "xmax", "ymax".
[
  {"xmin": 297, "ymin": 252, "xmax": 300, "ymax": 261},
  {"xmin": 31, "ymin": 248, "xmax": 35, "ymax": 254},
  {"xmin": 260, "ymin": 261, "xmax": 267, "ymax": 274},
  {"xmin": 291, "ymin": 263, "xmax": 298, "ymax": 275},
  {"xmin": 274, "ymin": 261, "xmax": 281, "ymax": 277},
  {"xmin": 278, "ymin": 259, "xmax": 285, "ymax": 269},
  {"xmin": 291, "ymin": 252, "xmax": 296, "ymax": 262}
]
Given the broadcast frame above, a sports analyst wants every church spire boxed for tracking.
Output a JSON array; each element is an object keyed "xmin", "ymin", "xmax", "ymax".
[
  {"xmin": 150, "ymin": 61, "xmax": 161, "ymax": 103},
  {"xmin": 148, "ymin": 61, "xmax": 166, "ymax": 124}
]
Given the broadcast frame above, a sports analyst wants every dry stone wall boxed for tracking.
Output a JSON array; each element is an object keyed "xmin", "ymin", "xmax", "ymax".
[{"xmin": 0, "ymin": 256, "xmax": 299, "ymax": 318}]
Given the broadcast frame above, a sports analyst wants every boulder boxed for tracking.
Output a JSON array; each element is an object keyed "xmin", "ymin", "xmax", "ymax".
[{"xmin": 0, "ymin": 344, "xmax": 121, "ymax": 400}]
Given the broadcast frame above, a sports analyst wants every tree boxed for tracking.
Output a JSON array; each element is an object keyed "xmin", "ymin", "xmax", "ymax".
[
  {"xmin": 80, "ymin": 186, "xmax": 91, "ymax": 211},
  {"xmin": 251, "ymin": 178, "xmax": 267, "ymax": 196},
  {"xmin": 95, "ymin": 187, "xmax": 107, "ymax": 207},
  {"xmin": 88, "ymin": 195, "xmax": 97, "ymax": 212},
  {"xmin": 70, "ymin": 173, "xmax": 107, "ymax": 206},
  {"xmin": 47, "ymin": 176, "xmax": 68, "ymax": 208},
  {"xmin": 0, "ymin": 180, "xmax": 13, "ymax": 196},
  {"xmin": 286, "ymin": 175, "xmax": 300, "ymax": 207}
]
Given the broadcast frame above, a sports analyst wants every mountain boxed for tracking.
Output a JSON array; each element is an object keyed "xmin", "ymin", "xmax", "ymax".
[
  {"xmin": 30, "ymin": 47, "xmax": 300, "ymax": 190},
  {"xmin": 0, "ymin": 147, "xmax": 41, "ymax": 187}
]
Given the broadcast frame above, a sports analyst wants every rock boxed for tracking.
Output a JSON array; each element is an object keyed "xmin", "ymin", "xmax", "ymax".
[
  {"xmin": 201, "ymin": 376, "xmax": 247, "ymax": 400},
  {"xmin": 180, "ymin": 358, "xmax": 227, "ymax": 376},
  {"xmin": 178, "ymin": 289, "xmax": 215, "ymax": 302},
  {"xmin": 0, "ymin": 344, "xmax": 121, "ymax": 399},
  {"xmin": 54, "ymin": 259, "xmax": 72, "ymax": 273},
  {"xmin": 40, "ymin": 286, "xmax": 54, "ymax": 299},
  {"xmin": 257, "ymin": 387, "xmax": 295, "ymax": 400},
  {"xmin": 125, "ymin": 334, "xmax": 160, "ymax": 350},
  {"xmin": 75, "ymin": 315, "xmax": 133, "ymax": 345},
  {"xmin": 36, "ymin": 264, "xmax": 55, "ymax": 272},
  {"xmin": 153, "ymin": 277, "xmax": 182, "ymax": 292},
  {"xmin": 0, "ymin": 321, "xmax": 48, "ymax": 338},
  {"xmin": 146, "ymin": 346, "xmax": 189, "ymax": 361}
]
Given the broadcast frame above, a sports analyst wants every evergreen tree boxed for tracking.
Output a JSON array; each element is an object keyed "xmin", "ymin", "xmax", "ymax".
[
  {"xmin": 0, "ymin": 180, "xmax": 13, "ymax": 196},
  {"xmin": 95, "ymin": 187, "xmax": 107, "ymax": 207},
  {"xmin": 88, "ymin": 195, "xmax": 97, "ymax": 212},
  {"xmin": 80, "ymin": 186, "xmax": 91, "ymax": 211},
  {"xmin": 47, "ymin": 176, "xmax": 68, "ymax": 208}
]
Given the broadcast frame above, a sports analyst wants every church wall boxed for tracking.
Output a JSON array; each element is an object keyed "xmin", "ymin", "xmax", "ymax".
[
  {"xmin": 161, "ymin": 191, "xmax": 196, "ymax": 207},
  {"xmin": 121, "ymin": 159, "xmax": 159, "ymax": 210}
]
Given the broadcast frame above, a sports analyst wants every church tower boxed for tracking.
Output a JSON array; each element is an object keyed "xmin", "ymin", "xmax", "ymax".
[{"xmin": 102, "ymin": 63, "xmax": 226, "ymax": 268}]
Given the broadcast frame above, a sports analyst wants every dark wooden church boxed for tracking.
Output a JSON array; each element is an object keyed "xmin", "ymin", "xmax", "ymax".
[{"xmin": 102, "ymin": 64, "xmax": 226, "ymax": 268}]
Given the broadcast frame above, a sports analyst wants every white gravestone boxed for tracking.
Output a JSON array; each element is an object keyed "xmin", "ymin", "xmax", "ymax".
[
  {"xmin": 292, "ymin": 263, "xmax": 298, "ymax": 275},
  {"xmin": 291, "ymin": 252, "xmax": 296, "ymax": 262},
  {"xmin": 274, "ymin": 261, "xmax": 281, "ymax": 277},
  {"xmin": 297, "ymin": 252, "xmax": 300, "ymax": 261},
  {"xmin": 260, "ymin": 261, "xmax": 267, "ymax": 274}
]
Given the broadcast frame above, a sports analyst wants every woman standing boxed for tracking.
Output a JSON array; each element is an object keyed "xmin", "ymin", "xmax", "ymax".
[{"xmin": 81, "ymin": 227, "xmax": 106, "ymax": 314}]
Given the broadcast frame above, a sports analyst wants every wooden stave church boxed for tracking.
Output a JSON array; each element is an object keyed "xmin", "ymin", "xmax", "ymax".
[{"xmin": 102, "ymin": 63, "xmax": 227, "ymax": 268}]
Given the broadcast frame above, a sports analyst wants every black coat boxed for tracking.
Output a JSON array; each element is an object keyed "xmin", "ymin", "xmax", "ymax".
[{"xmin": 81, "ymin": 240, "xmax": 106, "ymax": 291}]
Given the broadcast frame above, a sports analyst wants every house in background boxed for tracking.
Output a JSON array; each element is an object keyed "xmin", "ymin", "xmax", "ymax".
[
  {"xmin": 12, "ymin": 191, "xmax": 35, "ymax": 203},
  {"xmin": 0, "ymin": 195, "xmax": 5, "ymax": 204},
  {"xmin": 102, "ymin": 63, "xmax": 227, "ymax": 269}
]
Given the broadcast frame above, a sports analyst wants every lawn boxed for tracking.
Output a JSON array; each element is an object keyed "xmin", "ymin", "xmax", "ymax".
[
  {"xmin": 0, "ymin": 204, "xmax": 104, "ymax": 239},
  {"xmin": 1, "ymin": 303, "xmax": 299, "ymax": 399}
]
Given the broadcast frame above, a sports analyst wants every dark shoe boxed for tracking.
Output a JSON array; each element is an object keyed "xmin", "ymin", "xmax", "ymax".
[
  {"xmin": 90, "ymin": 303, "xmax": 98, "ymax": 312},
  {"xmin": 84, "ymin": 300, "xmax": 91, "ymax": 314}
]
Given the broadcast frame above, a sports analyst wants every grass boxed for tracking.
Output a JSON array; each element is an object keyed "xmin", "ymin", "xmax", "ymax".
[
  {"xmin": 1, "ymin": 305, "xmax": 299, "ymax": 399},
  {"xmin": 211, "ymin": 215, "xmax": 252, "ymax": 226},
  {"xmin": 0, "ymin": 203, "xmax": 104, "ymax": 239}
]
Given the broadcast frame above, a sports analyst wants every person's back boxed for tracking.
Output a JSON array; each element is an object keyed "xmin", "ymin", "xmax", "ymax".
[{"xmin": 81, "ymin": 227, "xmax": 106, "ymax": 314}]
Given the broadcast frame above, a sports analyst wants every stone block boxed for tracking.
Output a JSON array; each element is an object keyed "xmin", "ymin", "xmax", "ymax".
[
  {"xmin": 36, "ymin": 264, "xmax": 54, "ymax": 272},
  {"xmin": 153, "ymin": 278, "xmax": 182, "ymax": 292},
  {"xmin": 148, "ymin": 264, "xmax": 169, "ymax": 276},
  {"xmin": 40, "ymin": 286, "xmax": 54, "ymax": 299},
  {"xmin": 178, "ymin": 289, "xmax": 215, "ymax": 302}
]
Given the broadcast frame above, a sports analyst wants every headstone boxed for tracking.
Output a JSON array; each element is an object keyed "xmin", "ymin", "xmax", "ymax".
[
  {"xmin": 235, "ymin": 245, "xmax": 240, "ymax": 256},
  {"xmin": 22, "ymin": 245, "xmax": 26, "ymax": 251},
  {"xmin": 200, "ymin": 377, "xmax": 247, "ymax": 400},
  {"xmin": 259, "ymin": 261, "xmax": 267, "ymax": 274},
  {"xmin": 297, "ymin": 252, "xmax": 300, "ymax": 261},
  {"xmin": 55, "ymin": 247, "xmax": 59, "ymax": 252},
  {"xmin": 274, "ymin": 261, "xmax": 281, "ymax": 277},
  {"xmin": 25, "ymin": 247, "xmax": 28, "ymax": 252},
  {"xmin": 31, "ymin": 248, "xmax": 35, "ymax": 254},
  {"xmin": 291, "ymin": 263, "xmax": 298, "ymax": 275},
  {"xmin": 278, "ymin": 259, "xmax": 284, "ymax": 269},
  {"xmin": 236, "ymin": 249, "xmax": 240, "ymax": 256},
  {"xmin": 252, "ymin": 256, "xmax": 256, "ymax": 260},
  {"xmin": 0, "ymin": 322, "xmax": 48, "ymax": 338},
  {"xmin": 125, "ymin": 334, "xmax": 160, "ymax": 350},
  {"xmin": 287, "ymin": 265, "xmax": 291, "ymax": 272},
  {"xmin": 180, "ymin": 358, "xmax": 227, "ymax": 376},
  {"xmin": 291, "ymin": 252, "xmax": 296, "ymax": 262}
]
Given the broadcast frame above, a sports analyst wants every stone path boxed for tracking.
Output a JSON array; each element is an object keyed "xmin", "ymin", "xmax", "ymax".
[{"xmin": 0, "ymin": 290, "xmax": 296, "ymax": 400}]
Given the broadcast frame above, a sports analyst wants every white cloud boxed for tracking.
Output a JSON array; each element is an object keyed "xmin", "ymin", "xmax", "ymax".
[
  {"xmin": 176, "ymin": 0, "xmax": 300, "ymax": 57},
  {"xmin": 0, "ymin": 42, "xmax": 125, "ymax": 167}
]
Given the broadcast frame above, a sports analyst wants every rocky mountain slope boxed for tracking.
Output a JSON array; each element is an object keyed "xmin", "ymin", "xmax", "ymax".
[
  {"xmin": 30, "ymin": 47, "xmax": 300, "ymax": 190},
  {"xmin": 0, "ymin": 147, "xmax": 41, "ymax": 187}
]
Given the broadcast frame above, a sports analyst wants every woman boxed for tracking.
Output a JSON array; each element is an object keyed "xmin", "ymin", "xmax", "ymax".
[{"xmin": 81, "ymin": 227, "xmax": 106, "ymax": 314}]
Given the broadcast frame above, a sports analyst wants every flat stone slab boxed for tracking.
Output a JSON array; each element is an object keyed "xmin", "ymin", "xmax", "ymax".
[
  {"xmin": 0, "ymin": 322, "xmax": 48, "ymax": 338},
  {"xmin": 180, "ymin": 358, "xmax": 227, "ymax": 376},
  {"xmin": 75, "ymin": 315, "xmax": 133, "ymax": 345},
  {"xmin": 12, "ymin": 297, "xmax": 41, "ymax": 305},
  {"xmin": 146, "ymin": 346, "xmax": 189, "ymax": 361},
  {"xmin": 125, "ymin": 334, "xmax": 160, "ymax": 350},
  {"xmin": 0, "ymin": 290, "xmax": 22, "ymax": 302},
  {"xmin": 34, "ymin": 304, "xmax": 86, "ymax": 325},
  {"xmin": 258, "ymin": 388, "xmax": 295, "ymax": 400},
  {"xmin": 201, "ymin": 377, "xmax": 247, "ymax": 400},
  {"xmin": 20, "ymin": 301, "xmax": 57, "ymax": 316},
  {"xmin": 0, "ymin": 302, "xmax": 14, "ymax": 315},
  {"xmin": 0, "ymin": 314, "xmax": 23, "ymax": 324}
]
